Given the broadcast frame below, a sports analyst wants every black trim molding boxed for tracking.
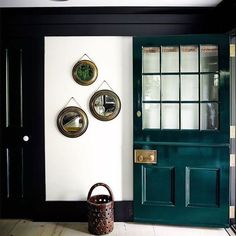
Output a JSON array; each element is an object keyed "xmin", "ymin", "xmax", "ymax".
[
  {"xmin": 0, "ymin": 200, "xmax": 133, "ymax": 222},
  {"xmin": 34, "ymin": 201, "xmax": 133, "ymax": 222}
]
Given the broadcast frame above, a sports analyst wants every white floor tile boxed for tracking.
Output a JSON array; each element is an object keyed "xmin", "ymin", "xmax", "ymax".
[
  {"xmin": 0, "ymin": 220, "xmax": 230, "ymax": 236},
  {"xmin": 154, "ymin": 224, "xmax": 228, "ymax": 236},
  {"xmin": 125, "ymin": 222, "xmax": 155, "ymax": 236}
]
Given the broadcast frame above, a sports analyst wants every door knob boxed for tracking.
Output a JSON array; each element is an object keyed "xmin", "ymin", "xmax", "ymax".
[{"xmin": 23, "ymin": 135, "xmax": 29, "ymax": 142}]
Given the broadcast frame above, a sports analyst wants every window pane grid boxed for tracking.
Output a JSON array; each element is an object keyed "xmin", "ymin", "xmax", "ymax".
[{"xmin": 141, "ymin": 44, "xmax": 219, "ymax": 131}]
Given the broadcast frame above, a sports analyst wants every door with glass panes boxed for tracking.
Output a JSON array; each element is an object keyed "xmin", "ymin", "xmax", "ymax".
[{"xmin": 133, "ymin": 35, "xmax": 229, "ymax": 227}]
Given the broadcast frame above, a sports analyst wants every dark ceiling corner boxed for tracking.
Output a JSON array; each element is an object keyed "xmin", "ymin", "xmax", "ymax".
[
  {"xmin": 217, "ymin": 0, "xmax": 236, "ymax": 7},
  {"xmin": 215, "ymin": 0, "xmax": 236, "ymax": 32}
]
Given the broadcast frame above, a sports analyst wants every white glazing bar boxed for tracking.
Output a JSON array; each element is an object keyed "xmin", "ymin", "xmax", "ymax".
[{"xmin": 5, "ymin": 49, "xmax": 9, "ymax": 127}]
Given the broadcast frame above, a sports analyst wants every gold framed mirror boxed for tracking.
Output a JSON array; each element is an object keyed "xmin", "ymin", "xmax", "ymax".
[
  {"xmin": 72, "ymin": 59, "xmax": 98, "ymax": 86},
  {"xmin": 57, "ymin": 106, "xmax": 88, "ymax": 138},
  {"xmin": 89, "ymin": 89, "xmax": 121, "ymax": 121}
]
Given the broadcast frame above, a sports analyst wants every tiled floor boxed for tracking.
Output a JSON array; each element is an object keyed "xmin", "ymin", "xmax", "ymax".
[{"xmin": 0, "ymin": 219, "xmax": 233, "ymax": 236}]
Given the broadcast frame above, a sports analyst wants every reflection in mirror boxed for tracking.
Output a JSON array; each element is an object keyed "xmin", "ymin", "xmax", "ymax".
[
  {"xmin": 57, "ymin": 106, "xmax": 88, "ymax": 138},
  {"xmin": 94, "ymin": 95, "xmax": 116, "ymax": 116},
  {"xmin": 72, "ymin": 60, "xmax": 98, "ymax": 86},
  {"xmin": 62, "ymin": 112, "xmax": 83, "ymax": 132},
  {"xmin": 90, "ymin": 90, "xmax": 121, "ymax": 121}
]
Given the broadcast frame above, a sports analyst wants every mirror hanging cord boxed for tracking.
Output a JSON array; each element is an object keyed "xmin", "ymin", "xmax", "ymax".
[
  {"xmin": 78, "ymin": 53, "xmax": 95, "ymax": 62},
  {"xmin": 64, "ymin": 97, "xmax": 82, "ymax": 108},
  {"xmin": 96, "ymin": 80, "xmax": 114, "ymax": 92}
]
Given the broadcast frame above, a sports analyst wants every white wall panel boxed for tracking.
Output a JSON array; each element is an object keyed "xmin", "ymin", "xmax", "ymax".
[{"xmin": 45, "ymin": 36, "xmax": 133, "ymax": 200}]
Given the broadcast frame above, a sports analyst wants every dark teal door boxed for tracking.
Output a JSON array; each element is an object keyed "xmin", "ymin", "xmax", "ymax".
[{"xmin": 133, "ymin": 35, "xmax": 230, "ymax": 227}]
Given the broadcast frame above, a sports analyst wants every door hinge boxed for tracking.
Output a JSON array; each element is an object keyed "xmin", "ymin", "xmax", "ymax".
[
  {"xmin": 230, "ymin": 126, "xmax": 236, "ymax": 139},
  {"xmin": 230, "ymin": 154, "xmax": 235, "ymax": 167},
  {"xmin": 230, "ymin": 206, "xmax": 235, "ymax": 219},
  {"xmin": 230, "ymin": 44, "xmax": 235, "ymax": 57}
]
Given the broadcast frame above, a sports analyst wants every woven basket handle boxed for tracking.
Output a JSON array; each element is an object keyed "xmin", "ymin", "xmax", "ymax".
[{"xmin": 87, "ymin": 183, "xmax": 114, "ymax": 201}]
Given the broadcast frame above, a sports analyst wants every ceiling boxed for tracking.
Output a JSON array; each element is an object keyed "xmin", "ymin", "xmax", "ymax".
[{"xmin": 0, "ymin": 0, "xmax": 223, "ymax": 8}]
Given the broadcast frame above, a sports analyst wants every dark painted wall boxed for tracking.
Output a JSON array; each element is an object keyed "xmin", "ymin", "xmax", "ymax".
[{"xmin": 0, "ymin": 7, "xmax": 227, "ymax": 38}]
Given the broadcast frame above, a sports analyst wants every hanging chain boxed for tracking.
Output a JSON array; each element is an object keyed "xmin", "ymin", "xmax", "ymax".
[
  {"xmin": 78, "ymin": 53, "xmax": 94, "ymax": 62},
  {"xmin": 64, "ymin": 97, "xmax": 82, "ymax": 108},
  {"xmin": 95, "ymin": 80, "xmax": 114, "ymax": 92}
]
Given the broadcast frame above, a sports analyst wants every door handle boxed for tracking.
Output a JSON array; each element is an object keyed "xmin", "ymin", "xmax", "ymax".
[
  {"xmin": 134, "ymin": 149, "xmax": 157, "ymax": 164},
  {"xmin": 23, "ymin": 135, "xmax": 30, "ymax": 142}
]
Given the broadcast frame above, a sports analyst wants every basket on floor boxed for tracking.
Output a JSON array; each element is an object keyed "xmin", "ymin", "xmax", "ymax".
[{"xmin": 87, "ymin": 183, "xmax": 114, "ymax": 235}]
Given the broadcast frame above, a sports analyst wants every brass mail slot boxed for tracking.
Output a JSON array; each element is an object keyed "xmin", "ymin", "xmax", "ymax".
[{"xmin": 134, "ymin": 149, "xmax": 157, "ymax": 164}]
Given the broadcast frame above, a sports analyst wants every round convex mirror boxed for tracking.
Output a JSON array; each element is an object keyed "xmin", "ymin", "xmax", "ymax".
[
  {"xmin": 89, "ymin": 89, "xmax": 121, "ymax": 121},
  {"xmin": 57, "ymin": 106, "xmax": 88, "ymax": 138},
  {"xmin": 72, "ymin": 60, "xmax": 98, "ymax": 86}
]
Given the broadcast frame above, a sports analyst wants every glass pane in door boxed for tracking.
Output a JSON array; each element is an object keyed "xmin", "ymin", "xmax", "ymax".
[
  {"xmin": 181, "ymin": 104, "xmax": 199, "ymax": 129},
  {"xmin": 200, "ymin": 45, "xmax": 218, "ymax": 72},
  {"xmin": 142, "ymin": 47, "xmax": 160, "ymax": 73},
  {"xmin": 181, "ymin": 75, "xmax": 199, "ymax": 101},
  {"xmin": 181, "ymin": 45, "xmax": 198, "ymax": 72},
  {"xmin": 142, "ymin": 103, "xmax": 160, "ymax": 129},
  {"xmin": 200, "ymin": 74, "xmax": 219, "ymax": 101},
  {"xmin": 161, "ymin": 46, "xmax": 179, "ymax": 73},
  {"xmin": 200, "ymin": 103, "xmax": 218, "ymax": 130},
  {"xmin": 142, "ymin": 75, "xmax": 160, "ymax": 101},
  {"xmin": 162, "ymin": 103, "xmax": 179, "ymax": 129},
  {"xmin": 161, "ymin": 75, "xmax": 179, "ymax": 101}
]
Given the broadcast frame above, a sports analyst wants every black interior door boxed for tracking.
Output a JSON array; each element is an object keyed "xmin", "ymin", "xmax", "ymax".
[{"xmin": 0, "ymin": 37, "xmax": 44, "ymax": 218}]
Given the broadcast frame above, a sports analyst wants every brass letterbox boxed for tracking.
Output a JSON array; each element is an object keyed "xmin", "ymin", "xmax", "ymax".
[{"xmin": 134, "ymin": 149, "xmax": 157, "ymax": 164}]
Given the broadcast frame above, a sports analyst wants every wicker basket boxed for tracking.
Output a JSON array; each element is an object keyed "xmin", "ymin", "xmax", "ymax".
[{"xmin": 87, "ymin": 183, "xmax": 114, "ymax": 235}]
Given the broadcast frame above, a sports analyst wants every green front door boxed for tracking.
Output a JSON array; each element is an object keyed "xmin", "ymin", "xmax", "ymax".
[{"xmin": 133, "ymin": 35, "xmax": 230, "ymax": 227}]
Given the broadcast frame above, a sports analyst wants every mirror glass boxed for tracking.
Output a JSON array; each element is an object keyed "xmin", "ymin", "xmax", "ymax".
[
  {"xmin": 57, "ymin": 106, "xmax": 88, "ymax": 138},
  {"xmin": 90, "ymin": 90, "xmax": 121, "ymax": 121},
  {"xmin": 72, "ymin": 59, "xmax": 98, "ymax": 86}
]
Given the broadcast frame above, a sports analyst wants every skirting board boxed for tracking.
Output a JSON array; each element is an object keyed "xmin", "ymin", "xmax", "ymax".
[{"xmin": 34, "ymin": 201, "xmax": 133, "ymax": 222}]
